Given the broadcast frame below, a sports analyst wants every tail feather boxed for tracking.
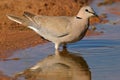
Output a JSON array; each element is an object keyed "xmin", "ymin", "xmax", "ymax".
[
  {"xmin": 6, "ymin": 14, "xmax": 32, "ymax": 26},
  {"xmin": 7, "ymin": 15, "xmax": 24, "ymax": 24},
  {"xmin": 6, "ymin": 13, "xmax": 40, "ymax": 34},
  {"xmin": 23, "ymin": 11, "xmax": 35, "ymax": 22}
]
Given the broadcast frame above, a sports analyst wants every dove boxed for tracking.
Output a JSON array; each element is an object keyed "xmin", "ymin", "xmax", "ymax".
[{"xmin": 7, "ymin": 6, "xmax": 98, "ymax": 50}]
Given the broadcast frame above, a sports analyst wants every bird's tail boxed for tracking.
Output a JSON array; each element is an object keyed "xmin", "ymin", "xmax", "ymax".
[
  {"xmin": 23, "ymin": 11, "xmax": 35, "ymax": 21},
  {"xmin": 7, "ymin": 12, "xmax": 41, "ymax": 34},
  {"xmin": 6, "ymin": 12, "xmax": 36, "ymax": 27}
]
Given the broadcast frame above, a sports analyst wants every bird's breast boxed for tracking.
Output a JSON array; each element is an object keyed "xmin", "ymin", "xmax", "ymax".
[{"xmin": 66, "ymin": 24, "xmax": 88, "ymax": 43}]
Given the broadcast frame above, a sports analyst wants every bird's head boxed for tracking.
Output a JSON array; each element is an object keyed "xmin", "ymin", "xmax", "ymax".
[{"xmin": 76, "ymin": 6, "xmax": 98, "ymax": 19}]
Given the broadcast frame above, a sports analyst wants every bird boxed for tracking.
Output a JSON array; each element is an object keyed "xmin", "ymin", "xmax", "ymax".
[{"xmin": 7, "ymin": 6, "xmax": 98, "ymax": 50}]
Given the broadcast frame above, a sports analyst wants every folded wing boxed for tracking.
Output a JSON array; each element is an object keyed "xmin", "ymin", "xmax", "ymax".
[{"xmin": 33, "ymin": 15, "xmax": 72, "ymax": 37}]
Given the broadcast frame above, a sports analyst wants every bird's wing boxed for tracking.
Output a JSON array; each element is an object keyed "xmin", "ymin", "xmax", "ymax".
[{"xmin": 33, "ymin": 15, "xmax": 73, "ymax": 37}]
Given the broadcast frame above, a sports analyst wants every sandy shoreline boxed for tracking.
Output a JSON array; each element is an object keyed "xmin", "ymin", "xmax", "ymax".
[{"xmin": 0, "ymin": 30, "xmax": 47, "ymax": 58}]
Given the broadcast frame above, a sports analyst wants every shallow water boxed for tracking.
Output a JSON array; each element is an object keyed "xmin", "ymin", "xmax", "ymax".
[{"xmin": 0, "ymin": 0, "xmax": 120, "ymax": 80}]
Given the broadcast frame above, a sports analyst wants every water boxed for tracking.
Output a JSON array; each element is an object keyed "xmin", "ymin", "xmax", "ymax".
[{"xmin": 0, "ymin": 0, "xmax": 120, "ymax": 80}]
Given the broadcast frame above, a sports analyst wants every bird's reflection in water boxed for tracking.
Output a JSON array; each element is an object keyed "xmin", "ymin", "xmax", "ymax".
[{"xmin": 15, "ymin": 49, "xmax": 91, "ymax": 80}]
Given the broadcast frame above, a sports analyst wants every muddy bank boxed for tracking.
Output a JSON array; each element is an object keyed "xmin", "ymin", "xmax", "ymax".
[
  {"xmin": 0, "ymin": 30, "xmax": 46, "ymax": 58},
  {"xmin": 0, "ymin": 71, "xmax": 12, "ymax": 80}
]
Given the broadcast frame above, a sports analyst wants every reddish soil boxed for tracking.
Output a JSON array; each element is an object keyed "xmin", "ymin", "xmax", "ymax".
[
  {"xmin": 0, "ymin": 71, "xmax": 12, "ymax": 80},
  {"xmin": 98, "ymin": 0, "xmax": 120, "ymax": 6},
  {"xmin": 109, "ymin": 8, "xmax": 120, "ymax": 16},
  {"xmin": 0, "ymin": 30, "xmax": 46, "ymax": 58}
]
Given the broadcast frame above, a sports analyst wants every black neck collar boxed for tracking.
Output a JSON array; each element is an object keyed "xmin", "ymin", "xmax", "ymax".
[{"xmin": 76, "ymin": 16, "xmax": 82, "ymax": 19}]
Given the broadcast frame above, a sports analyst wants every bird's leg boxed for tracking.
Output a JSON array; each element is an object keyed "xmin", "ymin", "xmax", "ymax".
[
  {"xmin": 55, "ymin": 43, "xmax": 60, "ymax": 50},
  {"xmin": 55, "ymin": 49, "xmax": 60, "ymax": 55},
  {"xmin": 63, "ymin": 43, "xmax": 67, "ymax": 49}
]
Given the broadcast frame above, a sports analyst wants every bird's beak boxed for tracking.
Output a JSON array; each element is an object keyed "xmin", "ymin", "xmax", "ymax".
[
  {"xmin": 92, "ymin": 12, "xmax": 102, "ymax": 23},
  {"xmin": 86, "ymin": 8, "xmax": 102, "ymax": 23},
  {"xmin": 92, "ymin": 12, "xmax": 98, "ymax": 17},
  {"xmin": 87, "ymin": 10, "xmax": 98, "ymax": 17}
]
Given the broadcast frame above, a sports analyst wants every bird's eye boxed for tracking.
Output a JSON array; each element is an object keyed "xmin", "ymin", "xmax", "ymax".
[{"xmin": 85, "ymin": 9, "xmax": 89, "ymax": 12}]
